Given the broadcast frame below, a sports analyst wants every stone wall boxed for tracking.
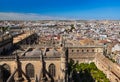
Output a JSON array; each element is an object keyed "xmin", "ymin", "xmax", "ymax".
[
  {"xmin": 95, "ymin": 53, "xmax": 120, "ymax": 82},
  {"xmin": 0, "ymin": 57, "xmax": 62, "ymax": 82}
]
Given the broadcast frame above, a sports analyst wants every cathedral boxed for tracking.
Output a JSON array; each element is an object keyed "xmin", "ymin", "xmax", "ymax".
[
  {"xmin": 0, "ymin": 32, "xmax": 104, "ymax": 82},
  {"xmin": 0, "ymin": 46, "xmax": 68, "ymax": 82}
]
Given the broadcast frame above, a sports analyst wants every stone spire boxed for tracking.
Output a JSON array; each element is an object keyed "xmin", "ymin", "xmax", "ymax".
[
  {"xmin": 39, "ymin": 52, "xmax": 47, "ymax": 82},
  {"xmin": 14, "ymin": 54, "xmax": 24, "ymax": 82},
  {"xmin": 60, "ymin": 48, "xmax": 66, "ymax": 81},
  {"xmin": 35, "ymin": 75, "xmax": 38, "ymax": 82}
]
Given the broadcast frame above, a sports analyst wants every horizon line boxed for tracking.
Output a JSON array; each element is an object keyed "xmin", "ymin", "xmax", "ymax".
[{"xmin": 0, "ymin": 12, "xmax": 120, "ymax": 21}]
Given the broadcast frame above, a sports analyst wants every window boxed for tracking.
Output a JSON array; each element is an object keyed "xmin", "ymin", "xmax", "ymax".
[
  {"xmin": 92, "ymin": 49, "xmax": 94, "ymax": 52},
  {"xmin": 87, "ymin": 50, "xmax": 89, "ymax": 52},
  {"xmin": 115, "ymin": 79, "xmax": 118, "ymax": 82},
  {"xmin": 77, "ymin": 50, "xmax": 79, "ymax": 52},
  {"xmin": 3, "ymin": 64, "xmax": 10, "ymax": 71},
  {"xmin": 2, "ymin": 64, "xmax": 11, "ymax": 82},
  {"xmin": 82, "ymin": 50, "xmax": 84, "ymax": 52},
  {"xmin": 49, "ymin": 64, "xmax": 56, "ymax": 77},
  {"xmin": 72, "ymin": 50, "xmax": 74, "ymax": 52},
  {"xmin": 26, "ymin": 63, "xmax": 34, "ymax": 78}
]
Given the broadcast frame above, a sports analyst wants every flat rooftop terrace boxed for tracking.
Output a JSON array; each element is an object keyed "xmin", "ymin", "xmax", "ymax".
[{"xmin": 13, "ymin": 31, "xmax": 34, "ymax": 44}]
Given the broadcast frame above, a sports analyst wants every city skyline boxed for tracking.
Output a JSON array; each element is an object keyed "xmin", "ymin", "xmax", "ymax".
[{"xmin": 0, "ymin": 0, "xmax": 120, "ymax": 20}]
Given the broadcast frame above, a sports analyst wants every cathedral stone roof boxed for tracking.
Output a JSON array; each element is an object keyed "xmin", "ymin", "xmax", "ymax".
[
  {"xmin": 25, "ymin": 48, "xmax": 42, "ymax": 57},
  {"xmin": 46, "ymin": 48, "xmax": 60, "ymax": 57}
]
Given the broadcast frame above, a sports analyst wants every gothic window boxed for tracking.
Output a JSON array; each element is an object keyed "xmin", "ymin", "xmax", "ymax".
[
  {"xmin": 115, "ymin": 79, "xmax": 118, "ymax": 82},
  {"xmin": 49, "ymin": 64, "xmax": 56, "ymax": 77},
  {"xmin": 3, "ymin": 64, "xmax": 10, "ymax": 72},
  {"xmin": 2, "ymin": 64, "xmax": 11, "ymax": 82},
  {"xmin": 26, "ymin": 63, "xmax": 34, "ymax": 78}
]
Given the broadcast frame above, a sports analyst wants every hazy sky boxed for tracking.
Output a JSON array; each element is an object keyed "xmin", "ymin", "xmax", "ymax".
[{"xmin": 0, "ymin": 0, "xmax": 120, "ymax": 20}]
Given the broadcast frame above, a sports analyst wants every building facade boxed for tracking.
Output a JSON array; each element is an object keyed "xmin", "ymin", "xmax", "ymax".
[
  {"xmin": 0, "ymin": 32, "xmax": 120, "ymax": 82},
  {"xmin": 0, "ymin": 47, "xmax": 67, "ymax": 82}
]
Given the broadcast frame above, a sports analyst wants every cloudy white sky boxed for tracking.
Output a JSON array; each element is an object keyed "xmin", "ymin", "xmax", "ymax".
[{"xmin": 0, "ymin": 12, "xmax": 69, "ymax": 20}]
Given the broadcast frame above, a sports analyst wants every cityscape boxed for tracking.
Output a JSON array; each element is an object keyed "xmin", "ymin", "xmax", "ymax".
[{"xmin": 0, "ymin": 0, "xmax": 120, "ymax": 82}]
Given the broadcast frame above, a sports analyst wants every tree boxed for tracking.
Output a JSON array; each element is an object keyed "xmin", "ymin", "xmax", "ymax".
[
  {"xmin": 0, "ymin": 26, "xmax": 10, "ymax": 33},
  {"xmin": 70, "ymin": 24, "xmax": 75, "ymax": 32},
  {"xmin": 68, "ymin": 61, "xmax": 110, "ymax": 82}
]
